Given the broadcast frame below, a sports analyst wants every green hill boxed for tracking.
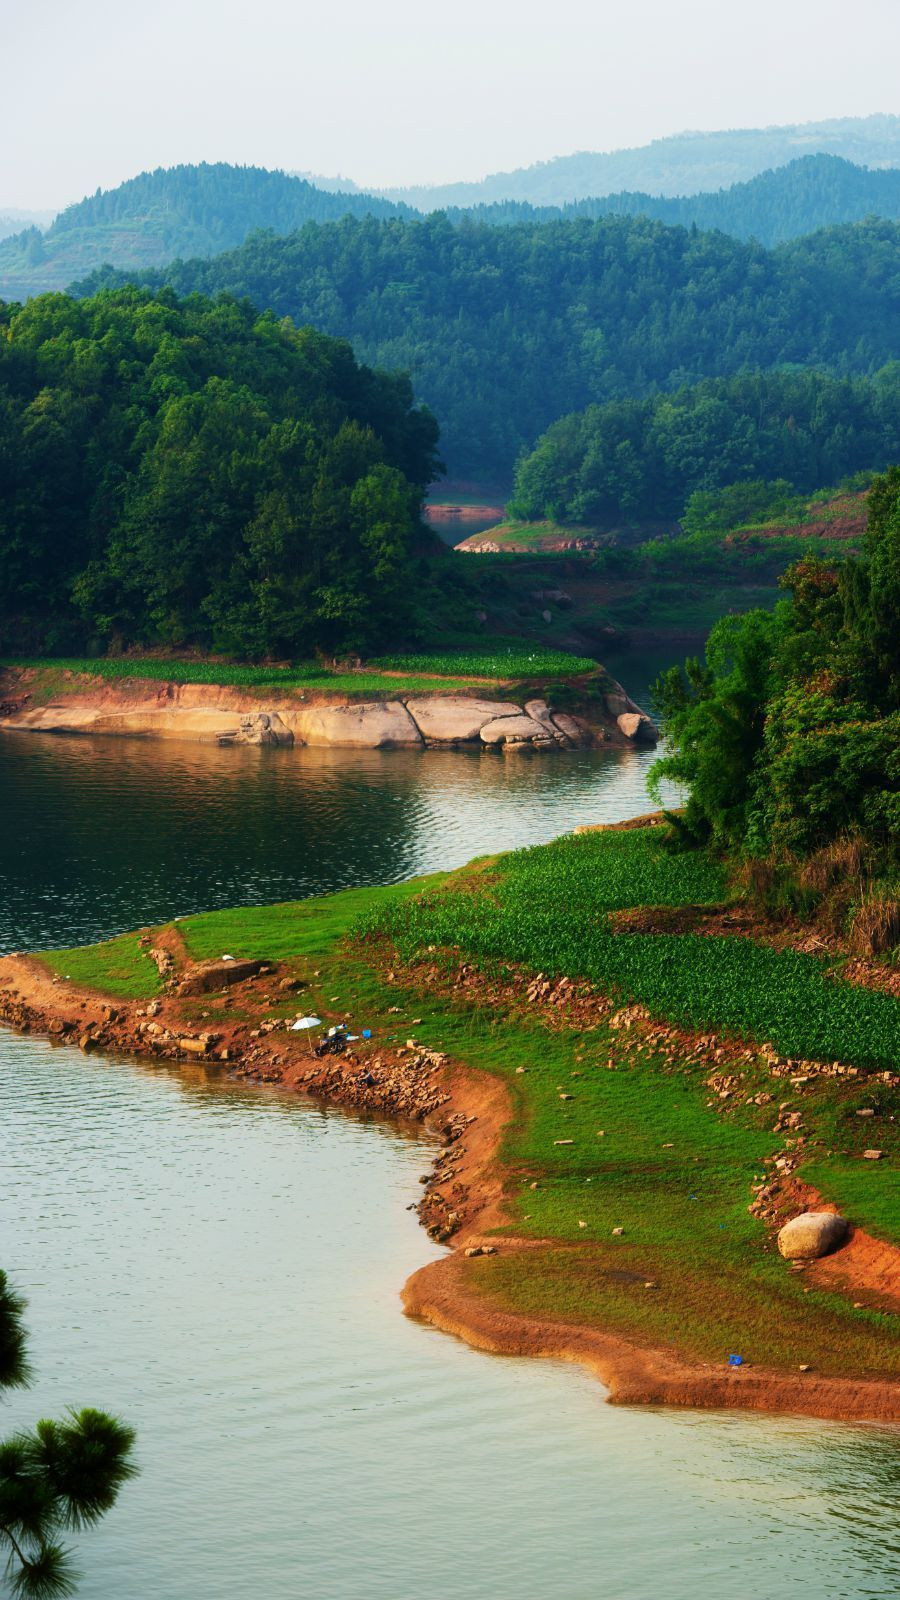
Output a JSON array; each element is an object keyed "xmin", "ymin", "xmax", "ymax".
[
  {"xmin": 70, "ymin": 214, "xmax": 900, "ymax": 481},
  {"xmin": 0, "ymin": 163, "xmax": 408, "ymax": 301}
]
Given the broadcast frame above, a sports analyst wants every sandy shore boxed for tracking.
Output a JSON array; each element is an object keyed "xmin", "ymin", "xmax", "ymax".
[{"xmin": 1, "ymin": 948, "xmax": 897, "ymax": 1426}]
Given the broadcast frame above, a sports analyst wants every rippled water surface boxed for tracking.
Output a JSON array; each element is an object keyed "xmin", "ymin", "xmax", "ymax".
[{"xmin": 1, "ymin": 707, "xmax": 898, "ymax": 1598}]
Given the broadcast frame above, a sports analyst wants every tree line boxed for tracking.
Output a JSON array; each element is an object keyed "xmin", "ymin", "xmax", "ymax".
[
  {"xmin": 0, "ymin": 288, "xmax": 440, "ymax": 657},
  {"xmin": 651, "ymin": 467, "xmax": 899, "ymax": 897},
  {"xmin": 508, "ymin": 368, "xmax": 900, "ymax": 524},
  {"xmin": 72, "ymin": 213, "xmax": 900, "ymax": 481}
]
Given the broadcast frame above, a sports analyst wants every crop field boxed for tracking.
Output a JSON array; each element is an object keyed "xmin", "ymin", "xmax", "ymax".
[
  {"xmin": 364, "ymin": 829, "xmax": 900, "ymax": 1069},
  {"xmin": 368, "ymin": 647, "xmax": 598, "ymax": 678},
  {"xmin": 3, "ymin": 648, "xmax": 597, "ymax": 695}
]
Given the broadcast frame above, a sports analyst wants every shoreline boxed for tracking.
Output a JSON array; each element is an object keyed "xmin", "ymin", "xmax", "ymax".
[
  {"xmin": 1, "ymin": 949, "xmax": 897, "ymax": 1427},
  {"xmin": 0, "ymin": 666, "xmax": 657, "ymax": 752}
]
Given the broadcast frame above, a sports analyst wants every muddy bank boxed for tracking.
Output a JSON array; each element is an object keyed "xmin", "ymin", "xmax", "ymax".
[
  {"xmin": 0, "ymin": 667, "xmax": 657, "ymax": 751},
  {"xmin": 0, "ymin": 947, "xmax": 896, "ymax": 1426}
]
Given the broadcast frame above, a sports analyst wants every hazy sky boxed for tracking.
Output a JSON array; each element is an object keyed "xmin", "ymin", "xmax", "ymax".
[{"xmin": 4, "ymin": 0, "xmax": 899, "ymax": 211}]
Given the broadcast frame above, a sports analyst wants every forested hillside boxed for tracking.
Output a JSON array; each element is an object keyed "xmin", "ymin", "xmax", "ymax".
[
  {"xmin": 459, "ymin": 156, "xmax": 900, "ymax": 246},
  {"xmin": 0, "ymin": 164, "xmax": 408, "ymax": 301},
  {"xmin": 74, "ymin": 215, "xmax": 900, "ymax": 481},
  {"xmin": 4, "ymin": 149, "xmax": 900, "ymax": 302},
  {"xmin": 377, "ymin": 114, "xmax": 900, "ymax": 207},
  {"xmin": 0, "ymin": 289, "xmax": 439, "ymax": 657},
  {"xmin": 509, "ymin": 369, "xmax": 900, "ymax": 524}
]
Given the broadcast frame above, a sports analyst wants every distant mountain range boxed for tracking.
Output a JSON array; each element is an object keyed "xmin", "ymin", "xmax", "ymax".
[
  {"xmin": 367, "ymin": 114, "xmax": 900, "ymax": 207},
  {"xmin": 457, "ymin": 156, "xmax": 900, "ymax": 244},
  {"xmin": 3, "ymin": 117, "xmax": 900, "ymax": 302}
]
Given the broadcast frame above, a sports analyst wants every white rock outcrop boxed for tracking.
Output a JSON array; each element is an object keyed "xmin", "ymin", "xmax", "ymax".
[
  {"xmin": 285, "ymin": 701, "xmax": 422, "ymax": 748},
  {"xmin": 404, "ymin": 697, "xmax": 522, "ymax": 744},
  {"xmin": 777, "ymin": 1211, "xmax": 849, "ymax": 1260},
  {"xmin": 480, "ymin": 714, "xmax": 552, "ymax": 746}
]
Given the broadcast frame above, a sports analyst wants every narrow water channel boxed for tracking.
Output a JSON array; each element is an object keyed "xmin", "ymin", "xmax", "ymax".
[{"xmin": 1, "ymin": 725, "xmax": 898, "ymax": 1598}]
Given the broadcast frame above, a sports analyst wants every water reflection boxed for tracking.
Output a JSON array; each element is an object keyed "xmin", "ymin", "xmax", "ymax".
[{"xmin": 0, "ymin": 734, "xmax": 662, "ymax": 953}]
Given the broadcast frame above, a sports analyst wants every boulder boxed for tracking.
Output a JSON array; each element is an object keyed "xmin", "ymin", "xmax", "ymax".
[
  {"xmin": 480, "ymin": 715, "xmax": 551, "ymax": 746},
  {"xmin": 524, "ymin": 699, "xmax": 566, "ymax": 741},
  {"xmin": 550, "ymin": 711, "xmax": 594, "ymax": 747},
  {"xmin": 777, "ymin": 1211, "xmax": 849, "ymax": 1260},
  {"xmin": 177, "ymin": 958, "xmax": 266, "ymax": 996},
  {"xmin": 617, "ymin": 711, "xmax": 658, "ymax": 745},
  {"xmin": 404, "ymin": 697, "xmax": 522, "ymax": 744},
  {"xmin": 287, "ymin": 701, "xmax": 422, "ymax": 747}
]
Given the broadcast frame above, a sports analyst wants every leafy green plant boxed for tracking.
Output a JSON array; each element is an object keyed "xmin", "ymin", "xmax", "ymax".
[{"xmin": 0, "ymin": 1271, "xmax": 136, "ymax": 1597}]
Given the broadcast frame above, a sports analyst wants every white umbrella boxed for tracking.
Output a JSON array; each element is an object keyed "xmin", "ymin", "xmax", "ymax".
[{"xmin": 291, "ymin": 1014, "xmax": 323, "ymax": 1056}]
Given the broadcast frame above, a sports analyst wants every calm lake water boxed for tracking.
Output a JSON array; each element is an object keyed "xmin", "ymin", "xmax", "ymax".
[{"xmin": 1, "ymin": 709, "xmax": 898, "ymax": 1598}]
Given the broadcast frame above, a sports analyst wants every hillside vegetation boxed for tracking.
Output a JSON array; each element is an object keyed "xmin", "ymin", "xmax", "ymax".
[
  {"xmin": 6, "ymin": 152, "xmax": 900, "ymax": 303},
  {"xmin": 73, "ymin": 214, "xmax": 900, "ymax": 481},
  {"xmin": 0, "ymin": 164, "xmax": 409, "ymax": 301},
  {"xmin": 454, "ymin": 156, "xmax": 900, "ymax": 246},
  {"xmin": 0, "ymin": 288, "xmax": 439, "ymax": 657},
  {"xmin": 509, "ymin": 369, "xmax": 900, "ymax": 524}
]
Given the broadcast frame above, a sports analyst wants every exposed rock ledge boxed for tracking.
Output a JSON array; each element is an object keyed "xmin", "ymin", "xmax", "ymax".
[{"xmin": 0, "ymin": 668, "xmax": 658, "ymax": 752}]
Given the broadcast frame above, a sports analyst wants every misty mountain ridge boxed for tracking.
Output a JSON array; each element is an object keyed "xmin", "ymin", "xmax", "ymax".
[{"xmin": 368, "ymin": 114, "xmax": 900, "ymax": 207}]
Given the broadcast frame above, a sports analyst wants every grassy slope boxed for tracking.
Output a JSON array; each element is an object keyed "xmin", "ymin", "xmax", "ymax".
[
  {"xmin": 34, "ymin": 829, "xmax": 899, "ymax": 1377},
  {"xmin": 3, "ymin": 647, "xmax": 598, "ymax": 700}
]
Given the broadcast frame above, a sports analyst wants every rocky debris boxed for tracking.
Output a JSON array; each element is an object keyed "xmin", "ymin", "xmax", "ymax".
[
  {"xmin": 218, "ymin": 712, "xmax": 293, "ymax": 747},
  {"xmin": 777, "ymin": 1212, "xmax": 850, "ymax": 1260},
  {"xmin": 148, "ymin": 947, "xmax": 174, "ymax": 979},
  {"xmin": 177, "ymin": 958, "xmax": 266, "ymax": 996}
]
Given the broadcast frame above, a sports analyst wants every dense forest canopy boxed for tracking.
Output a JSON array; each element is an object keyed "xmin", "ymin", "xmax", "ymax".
[
  {"xmin": 71, "ymin": 214, "xmax": 900, "ymax": 482},
  {"xmin": 456, "ymin": 156, "xmax": 900, "ymax": 247},
  {"xmin": 651, "ymin": 467, "xmax": 899, "ymax": 896},
  {"xmin": 6, "ymin": 152, "xmax": 900, "ymax": 304},
  {"xmin": 509, "ymin": 368, "xmax": 900, "ymax": 524},
  {"xmin": 0, "ymin": 288, "xmax": 440, "ymax": 657}
]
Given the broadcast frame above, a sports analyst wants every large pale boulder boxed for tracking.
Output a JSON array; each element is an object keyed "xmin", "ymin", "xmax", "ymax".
[
  {"xmin": 286, "ymin": 701, "xmax": 422, "ymax": 748},
  {"xmin": 480, "ymin": 714, "xmax": 551, "ymax": 746},
  {"xmin": 617, "ymin": 711, "xmax": 658, "ymax": 745},
  {"xmin": 551, "ymin": 711, "xmax": 593, "ymax": 747},
  {"xmin": 777, "ymin": 1211, "xmax": 849, "ymax": 1260},
  {"xmin": 524, "ymin": 699, "xmax": 566, "ymax": 741},
  {"xmin": 405, "ymin": 697, "xmax": 522, "ymax": 743}
]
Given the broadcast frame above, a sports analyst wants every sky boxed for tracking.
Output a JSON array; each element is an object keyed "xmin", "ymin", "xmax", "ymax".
[{"xmin": 4, "ymin": 0, "xmax": 899, "ymax": 212}]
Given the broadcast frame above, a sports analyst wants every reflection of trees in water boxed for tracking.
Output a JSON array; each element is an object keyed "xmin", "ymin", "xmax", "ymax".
[{"xmin": 0, "ymin": 734, "xmax": 658, "ymax": 955}]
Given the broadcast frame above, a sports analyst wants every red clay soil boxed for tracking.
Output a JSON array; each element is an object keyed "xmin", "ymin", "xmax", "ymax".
[{"xmin": 1, "ymin": 949, "xmax": 897, "ymax": 1425}]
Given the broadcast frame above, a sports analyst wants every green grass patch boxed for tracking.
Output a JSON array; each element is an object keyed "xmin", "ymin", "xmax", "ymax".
[
  {"xmin": 178, "ymin": 876, "xmax": 447, "ymax": 965},
  {"xmin": 363, "ymin": 829, "xmax": 899, "ymax": 1068},
  {"xmin": 367, "ymin": 646, "xmax": 597, "ymax": 678},
  {"xmin": 37, "ymin": 933, "xmax": 162, "ymax": 999},
  {"xmin": 3, "ymin": 657, "xmax": 482, "ymax": 697}
]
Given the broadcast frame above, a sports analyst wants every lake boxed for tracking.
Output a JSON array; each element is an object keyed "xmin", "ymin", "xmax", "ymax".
[{"xmin": 1, "ymin": 715, "xmax": 898, "ymax": 1599}]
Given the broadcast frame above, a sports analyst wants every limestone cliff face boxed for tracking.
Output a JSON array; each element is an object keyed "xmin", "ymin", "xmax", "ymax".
[{"xmin": 0, "ymin": 669, "xmax": 657, "ymax": 751}]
